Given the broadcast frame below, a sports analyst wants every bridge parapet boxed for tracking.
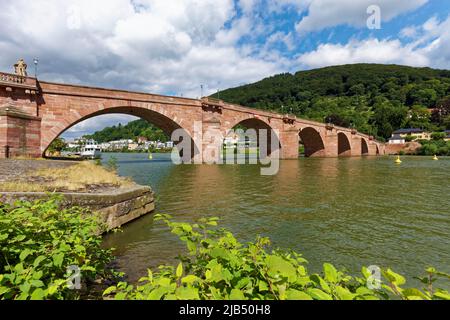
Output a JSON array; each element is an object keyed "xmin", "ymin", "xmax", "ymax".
[{"xmin": 0, "ymin": 72, "xmax": 37, "ymax": 92}]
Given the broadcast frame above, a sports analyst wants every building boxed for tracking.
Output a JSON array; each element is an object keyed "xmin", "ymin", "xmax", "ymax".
[
  {"xmin": 108, "ymin": 139, "xmax": 134, "ymax": 151},
  {"xmin": 128, "ymin": 143, "xmax": 139, "ymax": 151},
  {"xmin": 388, "ymin": 134, "xmax": 406, "ymax": 145},
  {"xmin": 137, "ymin": 136, "xmax": 148, "ymax": 144},
  {"xmin": 165, "ymin": 141, "xmax": 174, "ymax": 148},
  {"xmin": 393, "ymin": 128, "xmax": 431, "ymax": 141},
  {"xmin": 445, "ymin": 130, "xmax": 450, "ymax": 142}
]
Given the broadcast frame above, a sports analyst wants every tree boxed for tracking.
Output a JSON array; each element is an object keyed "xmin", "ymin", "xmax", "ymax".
[
  {"xmin": 404, "ymin": 105, "xmax": 431, "ymax": 130},
  {"xmin": 47, "ymin": 138, "xmax": 67, "ymax": 156},
  {"xmin": 409, "ymin": 88, "xmax": 437, "ymax": 107},
  {"xmin": 371, "ymin": 98, "xmax": 407, "ymax": 139}
]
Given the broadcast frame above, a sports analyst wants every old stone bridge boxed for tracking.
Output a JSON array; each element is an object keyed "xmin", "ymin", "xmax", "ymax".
[{"xmin": 0, "ymin": 70, "xmax": 385, "ymax": 161}]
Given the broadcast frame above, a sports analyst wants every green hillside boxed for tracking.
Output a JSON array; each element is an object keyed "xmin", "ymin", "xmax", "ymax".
[
  {"xmin": 84, "ymin": 119, "xmax": 168, "ymax": 143},
  {"xmin": 215, "ymin": 64, "xmax": 450, "ymax": 140}
]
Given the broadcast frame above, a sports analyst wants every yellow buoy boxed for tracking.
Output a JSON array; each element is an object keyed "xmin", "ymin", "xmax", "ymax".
[
  {"xmin": 148, "ymin": 153, "xmax": 153, "ymax": 160},
  {"xmin": 433, "ymin": 155, "xmax": 438, "ymax": 161},
  {"xmin": 395, "ymin": 155, "xmax": 402, "ymax": 164}
]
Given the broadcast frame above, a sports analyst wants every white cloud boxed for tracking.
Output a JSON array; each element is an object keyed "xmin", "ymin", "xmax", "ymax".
[
  {"xmin": 63, "ymin": 114, "xmax": 139, "ymax": 138},
  {"xmin": 297, "ymin": 38, "xmax": 430, "ymax": 68},
  {"xmin": 297, "ymin": 14, "xmax": 450, "ymax": 70},
  {"xmin": 400, "ymin": 26, "xmax": 419, "ymax": 39},
  {"xmin": 0, "ymin": 0, "xmax": 281, "ymax": 99},
  {"xmin": 296, "ymin": 0, "xmax": 428, "ymax": 33}
]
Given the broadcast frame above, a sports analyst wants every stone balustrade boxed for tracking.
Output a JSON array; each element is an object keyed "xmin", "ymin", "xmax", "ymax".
[
  {"xmin": 0, "ymin": 71, "xmax": 26, "ymax": 84},
  {"xmin": 0, "ymin": 72, "xmax": 37, "ymax": 89}
]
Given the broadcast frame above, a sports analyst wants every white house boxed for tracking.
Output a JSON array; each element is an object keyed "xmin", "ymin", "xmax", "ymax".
[{"xmin": 388, "ymin": 134, "xmax": 406, "ymax": 145}]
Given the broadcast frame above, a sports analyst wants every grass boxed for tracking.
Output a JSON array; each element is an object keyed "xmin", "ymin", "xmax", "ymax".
[{"xmin": 0, "ymin": 161, "xmax": 135, "ymax": 193}]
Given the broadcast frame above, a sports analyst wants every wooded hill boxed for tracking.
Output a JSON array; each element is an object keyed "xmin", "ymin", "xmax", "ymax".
[
  {"xmin": 215, "ymin": 64, "xmax": 450, "ymax": 141},
  {"xmin": 84, "ymin": 119, "xmax": 168, "ymax": 143}
]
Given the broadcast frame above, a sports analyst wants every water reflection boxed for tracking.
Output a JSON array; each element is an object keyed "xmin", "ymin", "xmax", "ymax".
[{"xmin": 102, "ymin": 154, "xmax": 450, "ymax": 287}]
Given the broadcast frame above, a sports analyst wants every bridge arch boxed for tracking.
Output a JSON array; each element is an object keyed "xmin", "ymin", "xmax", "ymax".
[
  {"xmin": 299, "ymin": 127, "xmax": 325, "ymax": 157},
  {"xmin": 361, "ymin": 138, "xmax": 369, "ymax": 156},
  {"xmin": 338, "ymin": 132, "xmax": 352, "ymax": 157},
  {"xmin": 224, "ymin": 117, "xmax": 281, "ymax": 156},
  {"xmin": 42, "ymin": 106, "xmax": 200, "ymax": 159}
]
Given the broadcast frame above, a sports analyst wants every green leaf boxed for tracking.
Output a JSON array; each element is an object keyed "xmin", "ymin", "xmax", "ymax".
[
  {"xmin": 33, "ymin": 256, "xmax": 46, "ymax": 268},
  {"xmin": 53, "ymin": 253, "xmax": 64, "ymax": 267},
  {"xmin": 186, "ymin": 240, "xmax": 197, "ymax": 254},
  {"xmin": 176, "ymin": 287, "xmax": 199, "ymax": 300},
  {"xmin": 286, "ymin": 289, "xmax": 313, "ymax": 300},
  {"xmin": 229, "ymin": 289, "xmax": 245, "ymax": 300},
  {"xmin": 30, "ymin": 288, "xmax": 45, "ymax": 300},
  {"xmin": 182, "ymin": 275, "xmax": 200, "ymax": 284},
  {"xmin": 384, "ymin": 269, "xmax": 406, "ymax": 286},
  {"xmin": 19, "ymin": 249, "xmax": 33, "ymax": 262},
  {"xmin": 323, "ymin": 263, "xmax": 338, "ymax": 283},
  {"xmin": 103, "ymin": 286, "xmax": 117, "ymax": 296},
  {"xmin": 30, "ymin": 280, "xmax": 44, "ymax": 288},
  {"xmin": 307, "ymin": 288, "xmax": 333, "ymax": 300},
  {"xmin": 176, "ymin": 263, "xmax": 183, "ymax": 278},
  {"xmin": 266, "ymin": 255, "xmax": 296, "ymax": 279},
  {"xmin": 335, "ymin": 286, "xmax": 356, "ymax": 300},
  {"xmin": 433, "ymin": 291, "xmax": 450, "ymax": 300},
  {"xmin": 258, "ymin": 281, "xmax": 269, "ymax": 292}
]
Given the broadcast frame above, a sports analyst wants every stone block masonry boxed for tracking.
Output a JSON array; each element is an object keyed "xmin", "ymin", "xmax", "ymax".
[{"xmin": 0, "ymin": 185, "xmax": 155, "ymax": 231}]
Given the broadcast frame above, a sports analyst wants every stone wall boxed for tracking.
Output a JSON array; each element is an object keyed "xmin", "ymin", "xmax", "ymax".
[{"xmin": 0, "ymin": 185, "xmax": 155, "ymax": 231}]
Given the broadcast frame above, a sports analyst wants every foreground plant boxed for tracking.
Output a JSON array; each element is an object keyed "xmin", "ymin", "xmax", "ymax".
[
  {"xmin": 104, "ymin": 214, "xmax": 450, "ymax": 300},
  {"xmin": 0, "ymin": 196, "xmax": 117, "ymax": 300}
]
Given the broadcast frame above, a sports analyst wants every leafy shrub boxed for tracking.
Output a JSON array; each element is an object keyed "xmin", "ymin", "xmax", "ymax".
[
  {"xmin": 418, "ymin": 139, "xmax": 450, "ymax": 156},
  {"xmin": 104, "ymin": 215, "xmax": 450, "ymax": 300},
  {"xmin": 0, "ymin": 195, "xmax": 116, "ymax": 300},
  {"xmin": 106, "ymin": 156, "xmax": 118, "ymax": 172}
]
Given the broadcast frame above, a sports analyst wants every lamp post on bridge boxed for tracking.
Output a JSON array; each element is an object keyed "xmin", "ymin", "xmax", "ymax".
[{"xmin": 33, "ymin": 58, "xmax": 39, "ymax": 78}]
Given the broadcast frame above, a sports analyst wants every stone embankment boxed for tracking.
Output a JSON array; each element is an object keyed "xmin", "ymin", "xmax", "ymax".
[{"xmin": 0, "ymin": 159, "xmax": 155, "ymax": 230}]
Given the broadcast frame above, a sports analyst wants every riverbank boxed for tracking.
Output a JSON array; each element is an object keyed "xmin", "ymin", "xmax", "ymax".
[{"xmin": 0, "ymin": 159, "xmax": 155, "ymax": 230}]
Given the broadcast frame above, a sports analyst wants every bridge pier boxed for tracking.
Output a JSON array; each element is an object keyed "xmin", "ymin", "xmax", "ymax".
[
  {"xmin": 350, "ymin": 135, "xmax": 363, "ymax": 157},
  {"xmin": 322, "ymin": 129, "xmax": 339, "ymax": 157},
  {"xmin": 279, "ymin": 127, "xmax": 300, "ymax": 159}
]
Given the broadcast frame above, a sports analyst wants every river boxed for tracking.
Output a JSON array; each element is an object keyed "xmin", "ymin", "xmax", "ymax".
[{"xmin": 102, "ymin": 153, "xmax": 450, "ymax": 288}]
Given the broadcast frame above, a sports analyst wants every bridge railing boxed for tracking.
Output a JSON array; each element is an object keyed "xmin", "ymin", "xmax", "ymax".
[
  {"xmin": 0, "ymin": 72, "xmax": 26, "ymax": 84},
  {"xmin": 0, "ymin": 71, "xmax": 37, "ymax": 88}
]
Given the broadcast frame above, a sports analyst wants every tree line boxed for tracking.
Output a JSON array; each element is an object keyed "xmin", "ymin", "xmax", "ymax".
[
  {"xmin": 216, "ymin": 64, "xmax": 450, "ymax": 141},
  {"xmin": 84, "ymin": 119, "xmax": 169, "ymax": 143}
]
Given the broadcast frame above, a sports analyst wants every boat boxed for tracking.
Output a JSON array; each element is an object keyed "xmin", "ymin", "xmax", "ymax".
[{"xmin": 81, "ymin": 141, "xmax": 102, "ymax": 159}]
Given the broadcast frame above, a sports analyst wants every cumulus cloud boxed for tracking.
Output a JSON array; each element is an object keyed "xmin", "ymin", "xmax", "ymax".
[
  {"xmin": 297, "ymin": 14, "xmax": 450, "ymax": 70},
  {"xmin": 0, "ymin": 0, "xmax": 281, "ymax": 98},
  {"xmin": 296, "ymin": 0, "xmax": 428, "ymax": 33},
  {"xmin": 297, "ymin": 38, "xmax": 430, "ymax": 68},
  {"xmin": 64, "ymin": 114, "xmax": 139, "ymax": 139}
]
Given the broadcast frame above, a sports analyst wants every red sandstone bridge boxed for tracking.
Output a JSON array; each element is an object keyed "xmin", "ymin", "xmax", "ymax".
[{"xmin": 0, "ymin": 70, "xmax": 385, "ymax": 161}]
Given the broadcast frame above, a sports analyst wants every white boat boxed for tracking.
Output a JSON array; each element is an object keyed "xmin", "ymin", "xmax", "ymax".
[{"xmin": 81, "ymin": 141, "xmax": 102, "ymax": 159}]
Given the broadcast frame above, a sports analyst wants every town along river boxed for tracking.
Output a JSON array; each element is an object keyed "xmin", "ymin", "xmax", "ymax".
[{"xmin": 102, "ymin": 153, "xmax": 450, "ymax": 288}]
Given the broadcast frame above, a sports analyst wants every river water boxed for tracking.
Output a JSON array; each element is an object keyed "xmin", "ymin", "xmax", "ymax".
[{"xmin": 102, "ymin": 153, "xmax": 450, "ymax": 288}]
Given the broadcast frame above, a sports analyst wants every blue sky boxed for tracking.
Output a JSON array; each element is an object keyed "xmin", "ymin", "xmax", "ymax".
[{"xmin": 0, "ymin": 0, "xmax": 449, "ymax": 139}]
